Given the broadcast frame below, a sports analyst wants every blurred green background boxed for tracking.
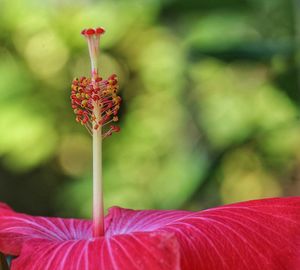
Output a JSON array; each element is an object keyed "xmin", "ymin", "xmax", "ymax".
[{"xmin": 0, "ymin": 0, "xmax": 300, "ymax": 218}]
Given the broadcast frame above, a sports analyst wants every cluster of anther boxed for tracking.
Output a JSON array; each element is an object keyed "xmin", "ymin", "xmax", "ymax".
[{"xmin": 71, "ymin": 74, "xmax": 121, "ymax": 138}]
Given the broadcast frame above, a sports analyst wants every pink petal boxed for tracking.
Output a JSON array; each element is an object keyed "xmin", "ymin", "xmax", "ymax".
[
  {"xmin": 11, "ymin": 232, "xmax": 180, "ymax": 270},
  {"xmin": 0, "ymin": 203, "xmax": 13, "ymax": 212},
  {"xmin": 0, "ymin": 210, "xmax": 92, "ymax": 255},
  {"xmin": 106, "ymin": 197, "xmax": 300, "ymax": 270},
  {"xmin": 1, "ymin": 197, "xmax": 300, "ymax": 269}
]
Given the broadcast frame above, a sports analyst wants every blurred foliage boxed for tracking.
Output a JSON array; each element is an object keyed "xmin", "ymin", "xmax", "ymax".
[{"xmin": 1, "ymin": 0, "xmax": 300, "ymax": 218}]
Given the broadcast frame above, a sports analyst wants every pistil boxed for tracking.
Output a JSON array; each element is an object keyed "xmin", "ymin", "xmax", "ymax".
[
  {"xmin": 71, "ymin": 27, "xmax": 121, "ymax": 237},
  {"xmin": 83, "ymin": 27, "xmax": 105, "ymax": 238},
  {"xmin": 71, "ymin": 27, "xmax": 121, "ymax": 238}
]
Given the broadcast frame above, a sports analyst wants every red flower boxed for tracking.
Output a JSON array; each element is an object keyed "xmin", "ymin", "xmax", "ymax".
[{"xmin": 0, "ymin": 197, "xmax": 299, "ymax": 269}]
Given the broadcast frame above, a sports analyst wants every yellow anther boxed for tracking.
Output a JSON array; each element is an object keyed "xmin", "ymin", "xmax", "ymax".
[
  {"xmin": 113, "ymin": 116, "xmax": 118, "ymax": 122},
  {"xmin": 81, "ymin": 99, "xmax": 88, "ymax": 107}
]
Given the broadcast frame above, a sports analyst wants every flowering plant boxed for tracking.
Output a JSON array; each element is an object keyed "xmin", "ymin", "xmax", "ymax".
[{"xmin": 0, "ymin": 28, "xmax": 299, "ymax": 270}]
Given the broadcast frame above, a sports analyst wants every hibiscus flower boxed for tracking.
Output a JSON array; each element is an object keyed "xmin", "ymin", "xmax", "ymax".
[
  {"xmin": 1, "ymin": 27, "xmax": 299, "ymax": 270},
  {"xmin": 0, "ymin": 197, "xmax": 299, "ymax": 269}
]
